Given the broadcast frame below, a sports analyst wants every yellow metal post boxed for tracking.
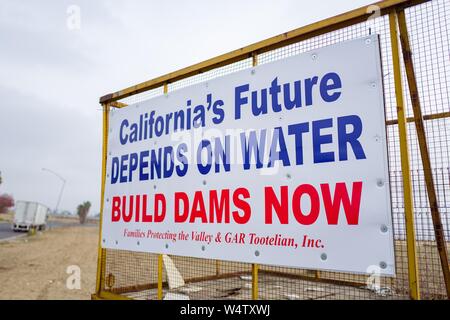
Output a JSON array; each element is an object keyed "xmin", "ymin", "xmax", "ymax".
[
  {"xmin": 95, "ymin": 103, "xmax": 110, "ymax": 295},
  {"xmin": 156, "ymin": 83, "xmax": 170, "ymax": 301},
  {"xmin": 389, "ymin": 11, "xmax": 420, "ymax": 300},
  {"xmin": 252, "ymin": 263, "xmax": 259, "ymax": 300},
  {"xmin": 250, "ymin": 52, "xmax": 259, "ymax": 300},
  {"xmin": 397, "ymin": 9, "xmax": 450, "ymax": 299},
  {"xmin": 157, "ymin": 254, "xmax": 163, "ymax": 300}
]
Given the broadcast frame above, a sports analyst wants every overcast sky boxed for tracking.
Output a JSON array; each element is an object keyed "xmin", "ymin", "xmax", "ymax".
[{"xmin": 0, "ymin": 0, "xmax": 374, "ymax": 215}]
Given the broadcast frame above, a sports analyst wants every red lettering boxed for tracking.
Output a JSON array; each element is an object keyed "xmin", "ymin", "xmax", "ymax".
[
  {"xmin": 209, "ymin": 189, "xmax": 230, "ymax": 223},
  {"xmin": 264, "ymin": 186, "xmax": 288, "ymax": 224},
  {"xmin": 232, "ymin": 187, "xmax": 251, "ymax": 224},
  {"xmin": 321, "ymin": 182, "xmax": 362, "ymax": 225},
  {"xmin": 189, "ymin": 191, "xmax": 207, "ymax": 223},
  {"xmin": 142, "ymin": 194, "xmax": 152, "ymax": 222},
  {"xmin": 174, "ymin": 192, "xmax": 189, "ymax": 223},
  {"xmin": 135, "ymin": 195, "xmax": 140, "ymax": 222},
  {"xmin": 154, "ymin": 193, "xmax": 166, "ymax": 222},
  {"xmin": 292, "ymin": 184, "xmax": 320, "ymax": 225},
  {"xmin": 123, "ymin": 195, "xmax": 132, "ymax": 222},
  {"xmin": 112, "ymin": 196, "xmax": 121, "ymax": 222}
]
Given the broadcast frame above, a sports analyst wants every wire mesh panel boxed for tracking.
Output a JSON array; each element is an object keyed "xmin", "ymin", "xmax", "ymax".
[{"xmin": 98, "ymin": 0, "xmax": 450, "ymax": 300}]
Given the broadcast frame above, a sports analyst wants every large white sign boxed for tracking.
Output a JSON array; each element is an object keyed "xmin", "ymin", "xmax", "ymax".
[{"xmin": 102, "ymin": 35, "xmax": 395, "ymax": 275}]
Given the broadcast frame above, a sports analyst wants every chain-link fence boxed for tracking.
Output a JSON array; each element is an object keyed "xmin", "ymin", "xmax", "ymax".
[{"xmin": 94, "ymin": 0, "xmax": 450, "ymax": 300}]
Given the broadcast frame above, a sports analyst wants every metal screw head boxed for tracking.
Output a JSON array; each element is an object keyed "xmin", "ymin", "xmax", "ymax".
[
  {"xmin": 311, "ymin": 53, "xmax": 318, "ymax": 60},
  {"xmin": 137, "ymin": 241, "xmax": 140, "ymax": 245},
  {"xmin": 251, "ymin": 69, "xmax": 256, "ymax": 75},
  {"xmin": 371, "ymin": 82, "xmax": 376, "ymax": 88},
  {"xmin": 286, "ymin": 173, "xmax": 292, "ymax": 179},
  {"xmin": 377, "ymin": 179, "xmax": 384, "ymax": 187},
  {"xmin": 165, "ymin": 244, "xmax": 169, "ymax": 249},
  {"xmin": 205, "ymin": 82, "xmax": 209, "ymax": 88},
  {"xmin": 201, "ymin": 246, "xmax": 205, "ymax": 251},
  {"xmin": 365, "ymin": 38, "xmax": 372, "ymax": 45},
  {"xmin": 379, "ymin": 261, "xmax": 387, "ymax": 269},
  {"xmin": 106, "ymin": 198, "xmax": 109, "ymax": 202},
  {"xmin": 102, "ymin": 239, "xmax": 105, "ymax": 243},
  {"xmin": 321, "ymin": 253, "xmax": 327, "ymax": 261},
  {"xmin": 255, "ymin": 250, "xmax": 260, "ymax": 257},
  {"xmin": 115, "ymin": 240, "xmax": 118, "ymax": 245},
  {"xmin": 153, "ymin": 185, "xmax": 157, "ymax": 190},
  {"xmin": 203, "ymin": 180, "xmax": 207, "ymax": 185},
  {"xmin": 380, "ymin": 225, "xmax": 388, "ymax": 233}
]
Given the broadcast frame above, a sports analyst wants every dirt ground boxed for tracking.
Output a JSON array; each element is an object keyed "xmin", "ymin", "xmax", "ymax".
[{"xmin": 0, "ymin": 224, "xmax": 99, "ymax": 300}]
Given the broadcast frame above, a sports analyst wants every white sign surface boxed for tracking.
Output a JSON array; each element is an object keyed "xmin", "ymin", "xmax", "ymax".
[{"xmin": 102, "ymin": 35, "xmax": 395, "ymax": 275}]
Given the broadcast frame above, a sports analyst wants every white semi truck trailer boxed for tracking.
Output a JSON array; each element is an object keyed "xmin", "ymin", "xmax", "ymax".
[{"xmin": 12, "ymin": 201, "xmax": 49, "ymax": 232}]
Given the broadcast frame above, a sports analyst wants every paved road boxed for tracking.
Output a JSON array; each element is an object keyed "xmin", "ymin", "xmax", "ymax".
[
  {"xmin": 0, "ymin": 222, "xmax": 18, "ymax": 241},
  {"xmin": 0, "ymin": 220, "xmax": 97, "ymax": 241}
]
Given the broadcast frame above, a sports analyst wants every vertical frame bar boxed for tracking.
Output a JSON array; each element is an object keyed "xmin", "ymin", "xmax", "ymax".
[
  {"xmin": 389, "ymin": 11, "xmax": 420, "ymax": 300},
  {"xmin": 397, "ymin": 9, "xmax": 450, "ymax": 298},
  {"xmin": 95, "ymin": 103, "xmax": 110, "ymax": 295},
  {"xmin": 251, "ymin": 51, "xmax": 259, "ymax": 300},
  {"xmin": 157, "ymin": 83, "xmax": 170, "ymax": 301},
  {"xmin": 252, "ymin": 264, "xmax": 259, "ymax": 300},
  {"xmin": 157, "ymin": 254, "xmax": 163, "ymax": 300}
]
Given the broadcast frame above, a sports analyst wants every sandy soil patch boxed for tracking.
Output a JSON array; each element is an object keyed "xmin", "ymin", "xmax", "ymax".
[{"xmin": 0, "ymin": 225, "xmax": 99, "ymax": 300}]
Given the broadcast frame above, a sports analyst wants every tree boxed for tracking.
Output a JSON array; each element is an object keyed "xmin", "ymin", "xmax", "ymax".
[
  {"xmin": 0, "ymin": 194, "xmax": 14, "ymax": 214},
  {"xmin": 76, "ymin": 201, "xmax": 91, "ymax": 224}
]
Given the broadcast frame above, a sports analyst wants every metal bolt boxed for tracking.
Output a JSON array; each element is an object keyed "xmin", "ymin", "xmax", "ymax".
[
  {"xmin": 379, "ymin": 261, "xmax": 387, "ymax": 269},
  {"xmin": 165, "ymin": 244, "xmax": 169, "ymax": 249},
  {"xmin": 153, "ymin": 185, "xmax": 157, "ymax": 190},
  {"xmin": 380, "ymin": 225, "xmax": 388, "ymax": 233},
  {"xmin": 311, "ymin": 53, "xmax": 318, "ymax": 60},
  {"xmin": 286, "ymin": 173, "xmax": 292, "ymax": 179},
  {"xmin": 365, "ymin": 38, "xmax": 372, "ymax": 45},
  {"xmin": 321, "ymin": 253, "xmax": 327, "ymax": 261},
  {"xmin": 371, "ymin": 82, "xmax": 376, "ymax": 88},
  {"xmin": 255, "ymin": 250, "xmax": 260, "ymax": 257},
  {"xmin": 203, "ymin": 180, "xmax": 207, "ymax": 185},
  {"xmin": 102, "ymin": 239, "xmax": 105, "ymax": 243},
  {"xmin": 115, "ymin": 240, "xmax": 118, "ymax": 245},
  {"xmin": 137, "ymin": 241, "xmax": 140, "ymax": 245},
  {"xmin": 201, "ymin": 246, "xmax": 205, "ymax": 251},
  {"xmin": 106, "ymin": 198, "xmax": 109, "ymax": 202},
  {"xmin": 377, "ymin": 179, "xmax": 384, "ymax": 187}
]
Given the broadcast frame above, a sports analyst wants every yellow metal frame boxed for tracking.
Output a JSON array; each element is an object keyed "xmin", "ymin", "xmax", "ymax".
[
  {"xmin": 95, "ymin": 104, "xmax": 109, "ymax": 295},
  {"xmin": 99, "ymin": 0, "xmax": 428, "ymax": 105},
  {"xmin": 396, "ymin": 9, "xmax": 450, "ymax": 298},
  {"xmin": 389, "ymin": 11, "xmax": 420, "ymax": 300},
  {"xmin": 93, "ymin": 0, "xmax": 450, "ymax": 300}
]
